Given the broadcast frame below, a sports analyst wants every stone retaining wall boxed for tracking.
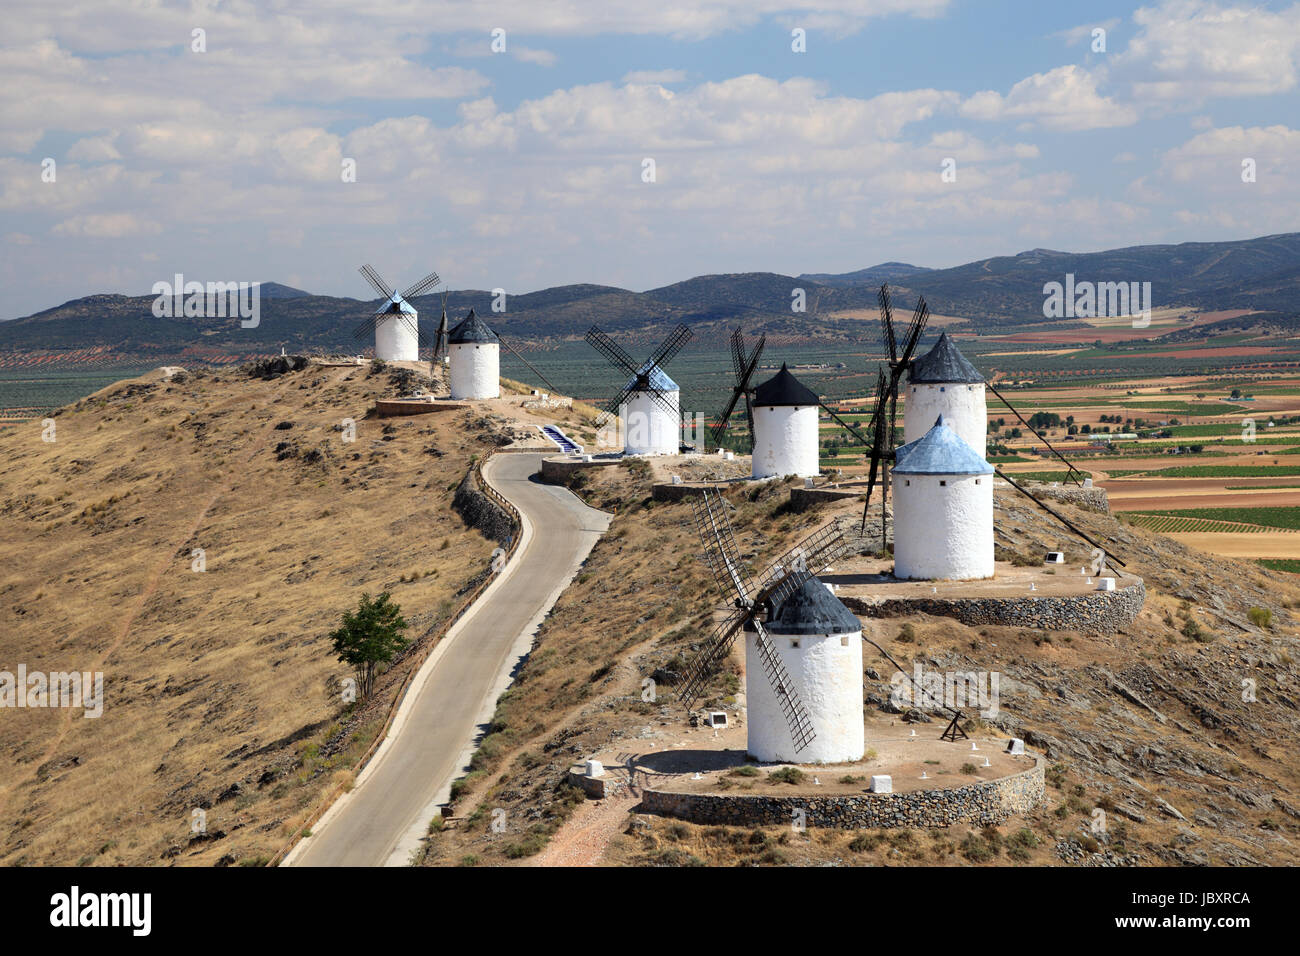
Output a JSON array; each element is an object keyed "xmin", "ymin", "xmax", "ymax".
[
  {"xmin": 841, "ymin": 579, "xmax": 1145, "ymax": 633},
  {"xmin": 788, "ymin": 487, "xmax": 862, "ymax": 511},
  {"xmin": 452, "ymin": 466, "xmax": 514, "ymax": 543},
  {"xmin": 1025, "ymin": 483, "xmax": 1110, "ymax": 513},
  {"xmin": 641, "ymin": 757, "xmax": 1044, "ymax": 829},
  {"xmin": 539, "ymin": 456, "xmax": 623, "ymax": 484}
]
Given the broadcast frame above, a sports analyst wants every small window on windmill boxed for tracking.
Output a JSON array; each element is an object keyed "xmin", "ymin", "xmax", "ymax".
[
  {"xmin": 790, "ymin": 639, "xmax": 800, "ymax": 649},
  {"xmin": 940, "ymin": 386, "xmax": 946, "ymax": 392},
  {"xmin": 975, "ymin": 478, "xmax": 981, "ymax": 485},
  {"xmin": 939, "ymin": 480, "xmax": 947, "ymax": 486},
  {"xmin": 840, "ymin": 636, "xmax": 849, "ymax": 647},
  {"xmin": 705, "ymin": 711, "xmax": 728, "ymax": 728},
  {"xmin": 905, "ymin": 479, "xmax": 910, "ymax": 486}
]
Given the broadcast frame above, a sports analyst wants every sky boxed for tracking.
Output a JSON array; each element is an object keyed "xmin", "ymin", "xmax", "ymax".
[{"xmin": 2, "ymin": 0, "xmax": 1299, "ymax": 319}]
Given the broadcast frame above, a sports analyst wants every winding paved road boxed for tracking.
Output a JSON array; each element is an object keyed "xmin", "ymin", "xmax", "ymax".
[{"xmin": 286, "ymin": 452, "xmax": 609, "ymax": 867}]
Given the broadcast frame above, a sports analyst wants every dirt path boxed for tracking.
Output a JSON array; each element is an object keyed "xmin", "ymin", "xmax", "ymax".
[{"xmin": 527, "ymin": 791, "xmax": 635, "ymax": 867}]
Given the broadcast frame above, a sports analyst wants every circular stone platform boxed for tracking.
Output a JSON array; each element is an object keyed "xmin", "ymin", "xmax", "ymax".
[{"xmin": 572, "ymin": 723, "xmax": 1043, "ymax": 830}]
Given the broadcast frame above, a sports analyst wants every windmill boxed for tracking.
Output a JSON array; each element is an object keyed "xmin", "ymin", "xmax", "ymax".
[
  {"xmin": 678, "ymin": 487, "xmax": 857, "ymax": 758},
  {"xmin": 708, "ymin": 327, "xmax": 767, "ymax": 452},
  {"xmin": 586, "ymin": 324, "xmax": 693, "ymax": 455},
  {"xmin": 354, "ymin": 264, "xmax": 442, "ymax": 362}
]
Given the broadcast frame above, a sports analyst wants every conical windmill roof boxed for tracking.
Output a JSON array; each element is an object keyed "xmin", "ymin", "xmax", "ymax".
[
  {"xmin": 893, "ymin": 415, "xmax": 993, "ymax": 475},
  {"xmin": 908, "ymin": 332, "xmax": 982, "ymax": 384},
  {"xmin": 626, "ymin": 361, "xmax": 678, "ymax": 392},
  {"xmin": 448, "ymin": 309, "xmax": 499, "ymax": 344},
  {"xmin": 764, "ymin": 576, "xmax": 861, "ymax": 635},
  {"xmin": 380, "ymin": 296, "xmax": 417, "ymax": 315},
  {"xmin": 753, "ymin": 363, "xmax": 819, "ymax": 407}
]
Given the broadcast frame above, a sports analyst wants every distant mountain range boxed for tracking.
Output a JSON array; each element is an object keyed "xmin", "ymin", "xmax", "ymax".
[{"xmin": 2, "ymin": 232, "xmax": 1297, "ymax": 354}]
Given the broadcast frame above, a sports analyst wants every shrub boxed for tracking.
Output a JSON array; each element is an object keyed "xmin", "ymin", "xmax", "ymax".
[
  {"xmin": 849, "ymin": 833, "xmax": 883, "ymax": 852},
  {"xmin": 960, "ymin": 762, "xmax": 978, "ymax": 775},
  {"xmin": 768, "ymin": 766, "xmax": 806, "ymax": 786},
  {"xmin": 896, "ymin": 623, "xmax": 916, "ymax": 643},
  {"xmin": 960, "ymin": 833, "xmax": 994, "ymax": 863},
  {"xmin": 1248, "ymin": 606, "xmax": 1273, "ymax": 629}
]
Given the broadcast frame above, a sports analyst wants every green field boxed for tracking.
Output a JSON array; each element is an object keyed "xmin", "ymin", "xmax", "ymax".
[
  {"xmin": 1126, "ymin": 506, "xmax": 1300, "ymax": 532},
  {"xmin": 1107, "ymin": 465, "xmax": 1300, "ymax": 478},
  {"xmin": 1258, "ymin": 558, "xmax": 1300, "ymax": 573}
]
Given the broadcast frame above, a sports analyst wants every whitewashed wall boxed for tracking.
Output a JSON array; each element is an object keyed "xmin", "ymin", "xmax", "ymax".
[
  {"xmin": 375, "ymin": 314, "xmax": 419, "ymax": 363},
  {"xmin": 894, "ymin": 473, "xmax": 994, "ymax": 580},
  {"xmin": 904, "ymin": 383, "xmax": 986, "ymax": 455},
  {"xmin": 752, "ymin": 404, "xmax": 820, "ymax": 478},
  {"xmin": 449, "ymin": 342, "xmax": 500, "ymax": 399},
  {"xmin": 622, "ymin": 390, "xmax": 679, "ymax": 455},
  {"xmin": 745, "ymin": 626, "xmax": 865, "ymax": 764}
]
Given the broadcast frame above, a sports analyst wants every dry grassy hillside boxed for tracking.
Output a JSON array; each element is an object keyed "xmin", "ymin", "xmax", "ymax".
[
  {"xmin": 0, "ymin": 361, "xmax": 515, "ymax": 865},
  {"xmin": 420, "ymin": 466, "xmax": 1300, "ymax": 867}
]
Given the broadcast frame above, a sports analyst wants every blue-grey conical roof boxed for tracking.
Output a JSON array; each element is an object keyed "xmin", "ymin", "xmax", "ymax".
[
  {"xmin": 626, "ymin": 361, "xmax": 678, "ymax": 392},
  {"xmin": 448, "ymin": 309, "xmax": 498, "ymax": 344},
  {"xmin": 753, "ymin": 363, "xmax": 819, "ymax": 407},
  {"xmin": 764, "ymin": 576, "xmax": 861, "ymax": 635},
  {"xmin": 893, "ymin": 415, "xmax": 993, "ymax": 475},
  {"xmin": 909, "ymin": 332, "xmax": 982, "ymax": 384}
]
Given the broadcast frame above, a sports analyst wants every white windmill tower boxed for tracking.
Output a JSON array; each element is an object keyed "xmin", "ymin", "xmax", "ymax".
[
  {"xmin": 681, "ymin": 490, "xmax": 862, "ymax": 764},
  {"xmin": 743, "ymin": 577, "xmax": 864, "ymax": 763},
  {"xmin": 447, "ymin": 309, "xmax": 500, "ymax": 400},
  {"xmin": 892, "ymin": 415, "xmax": 995, "ymax": 581},
  {"xmin": 903, "ymin": 331, "xmax": 987, "ymax": 455},
  {"xmin": 586, "ymin": 325, "xmax": 692, "ymax": 456},
  {"xmin": 355, "ymin": 264, "xmax": 442, "ymax": 363},
  {"xmin": 750, "ymin": 363, "xmax": 821, "ymax": 479}
]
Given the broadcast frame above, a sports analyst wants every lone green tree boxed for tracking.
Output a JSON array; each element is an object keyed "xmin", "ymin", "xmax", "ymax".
[{"xmin": 330, "ymin": 591, "xmax": 409, "ymax": 700}]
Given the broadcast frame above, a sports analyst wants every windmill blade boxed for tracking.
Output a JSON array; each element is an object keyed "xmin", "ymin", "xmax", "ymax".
[
  {"xmin": 640, "ymin": 384, "xmax": 683, "ymax": 423},
  {"xmin": 710, "ymin": 333, "xmax": 766, "ymax": 451},
  {"xmin": 691, "ymin": 488, "xmax": 753, "ymax": 605},
  {"xmin": 433, "ymin": 291, "xmax": 451, "ymax": 360},
  {"xmin": 897, "ymin": 295, "xmax": 930, "ymax": 367},
  {"xmin": 751, "ymin": 619, "xmax": 817, "ymax": 753},
  {"xmin": 397, "ymin": 312, "xmax": 420, "ymax": 341},
  {"xmin": 400, "ymin": 270, "xmax": 442, "ymax": 302},
  {"xmin": 739, "ymin": 334, "xmax": 766, "ymax": 443},
  {"xmin": 645, "ymin": 323, "xmax": 693, "ymax": 373},
  {"xmin": 602, "ymin": 381, "xmax": 642, "ymax": 419},
  {"xmin": 878, "ymin": 284, "xmax": 898, "ymax": 365},
  {"xmin": 676, "ymin": 608, "xmax": 747, "ymax": 710},
  {"xmin": 353, "ymin": 307, "xmax": 390, "ymax": 340},
  {"xmin": 709, "ymin": 384, "xmax": 747, "ymax": 450},
  {"xmin": 499, "ymin": 335, "xmax": 558, "ymax": 392},
  {"xmin": 585, "ymin": 326, "xmax": 640, "ymax": 376},
  {"xmin": 730, "ymin": 328, "xmax": 747, "ymax": 380},
  {"xmin": 755, "ymin": 521, "xmax": 849, "ymax": 594},
  {"xmin": 995, "ymin": 468, "xmax": 1128, "ymax": 572},
  {"xmin": 859, "ymin": 368, "xmax": 891, "ymax": 533},
  {"xmin": 358, "ymin": 264, "xmax": 396, "ymax": 301}
]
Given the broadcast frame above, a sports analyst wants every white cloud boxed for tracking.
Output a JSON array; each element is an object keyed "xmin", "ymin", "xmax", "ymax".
[
  {"xmin": 1123, "ymin": 0, "xmax": 1300, "ymax": 100},
  {"xmin": 960, "ymin": 65, "xmax": 1138, "ymax": 130},
  {"xmin": 513, "ymin": 46, "xmax": 558, "ymax": 67},
  {"xmin": 622, "ymin": 69, "xmax": 688, "ymax": 85},
  {"xmin": 67, "ymin": 135, "xmax": 121, "ymax": 162},
  {"xmin": 52, "ymin": 213, "xmax": 162, "ymax": 238}
]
